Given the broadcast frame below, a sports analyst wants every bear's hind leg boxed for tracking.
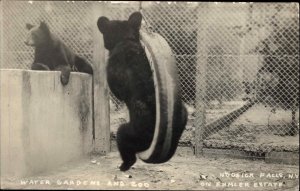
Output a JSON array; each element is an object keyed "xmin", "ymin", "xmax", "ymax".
[{"xmin": 117, "ymin": 123, "xmax": 140, "ymax": 171}]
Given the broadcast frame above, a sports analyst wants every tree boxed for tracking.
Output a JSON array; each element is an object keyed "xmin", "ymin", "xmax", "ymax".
[{"xmin": 253, "ymin": 17, "xmax": 299, "ymax": 136}]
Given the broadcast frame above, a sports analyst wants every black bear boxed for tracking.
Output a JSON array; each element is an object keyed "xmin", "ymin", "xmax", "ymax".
[
  {"xmin": 97, "ymin": 12, "xmax": 187, "ymax": 171},
  {"xmin": 25, "ymin": 22, "xmax": 93, "ymax": 85}
]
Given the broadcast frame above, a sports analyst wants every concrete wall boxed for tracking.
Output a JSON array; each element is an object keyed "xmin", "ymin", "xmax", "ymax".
[{"xmin": 0, "ymin": 69, "xmax": 93, "ymax": 177}]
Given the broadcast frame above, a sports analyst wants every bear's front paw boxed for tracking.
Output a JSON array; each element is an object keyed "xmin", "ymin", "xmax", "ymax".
[{"xmin": 60, "ymin": 74, "xmax": 69, "ymax": 85}]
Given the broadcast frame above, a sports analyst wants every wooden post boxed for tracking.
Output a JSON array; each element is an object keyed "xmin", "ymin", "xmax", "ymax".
[
  {"xmin": 92, "ymin": 2, "xmax": 110, "ymax": 155},
  {"xmin": 195, "ymin": 3, "xmax": 209, "ymax": 157}
]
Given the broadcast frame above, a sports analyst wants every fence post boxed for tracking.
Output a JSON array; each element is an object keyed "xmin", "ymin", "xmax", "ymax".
[
  {"xmin": 195, "ymin": 3, "xmax": 209, "ymax": 157},
  {"xmin": 92, "ymin": 2, "xmax": 110, "ymax": 155},
  {"xmin": 0, "ymin": 1, "xmax": 3, "ymax": 67}
]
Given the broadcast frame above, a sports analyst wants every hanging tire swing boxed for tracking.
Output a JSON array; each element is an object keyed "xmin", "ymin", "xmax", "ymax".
[{"xmin": 137, "ymin": 19, "xmax": 183, "ymax": 163}]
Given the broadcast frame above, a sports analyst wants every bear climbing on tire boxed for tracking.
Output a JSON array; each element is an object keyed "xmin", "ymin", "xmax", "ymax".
[
  {"xmin": 25, "ymin": 22, "xmax": 93, "ymax": 85},
  {"xmin": 97, "ymin": 12, "xmax": 187, "ymax": 171}
]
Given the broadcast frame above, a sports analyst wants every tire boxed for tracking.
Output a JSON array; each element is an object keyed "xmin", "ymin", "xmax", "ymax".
[{"xmin": 137, "ymin": 29, "xmax": 184, "ymax": 163}]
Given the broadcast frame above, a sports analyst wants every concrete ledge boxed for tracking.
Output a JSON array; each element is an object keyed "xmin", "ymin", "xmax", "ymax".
[
  {"xmin": 202, "ymin": 148, "xmax": 265, "ymax": 160},
  {"xmin": 0, "ymin": 69, "xmax": 93, "ymax": 177},
  {"xmin": 265, "ymin": 151, "xmax": 299, "ymax": 165},
  {"xmin": 202, "ymin": 148, "xmax": 299, "ymax": 165}
]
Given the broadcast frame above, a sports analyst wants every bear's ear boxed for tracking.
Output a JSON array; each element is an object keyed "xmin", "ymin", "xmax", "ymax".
[
  {"xmin": 26, "ymin": 23, "xmax": 34, "ymax": 30},
  {"xmin": 128, "ymin": 12, "xmax": 142, "ymax": 30},
  {"xmin": 97, "ymin": 17, "xmax": 109, "ymax": 33},
  {"xmin": 39, "ymin": 21, "xmax": 50, "ymax": 34}
]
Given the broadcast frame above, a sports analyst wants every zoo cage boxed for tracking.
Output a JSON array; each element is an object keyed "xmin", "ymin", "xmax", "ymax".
[{"xmin": 0, "ymin": 1, "xmax": 299, "ymax": 161}]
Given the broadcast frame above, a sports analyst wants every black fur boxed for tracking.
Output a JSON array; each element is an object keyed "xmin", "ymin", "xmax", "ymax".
[
  {"xmin": 25, "ymin": 21, "xmax": 93, "ymax": 85},
  {"xmin": 98, "ymin": 12, "xmax": 187, "ymax": 171}
]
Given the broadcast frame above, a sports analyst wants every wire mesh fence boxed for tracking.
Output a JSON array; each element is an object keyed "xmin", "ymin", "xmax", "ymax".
[
  {"xmin": 0, "ymin": 1, "xmax": 299, "ymax": 160},
  {"xmin": 1, "ymin": 1, "xmax": 94, "ymax": 69},
  {"xmin": 0, "ymin": 0, "xmax": 2, "ymax": 66},
  {"xmin": 195, "ymin": 3, "xmax": 299, "ymax": 158}
]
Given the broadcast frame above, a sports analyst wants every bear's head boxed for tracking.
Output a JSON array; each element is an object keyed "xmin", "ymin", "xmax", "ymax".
[
  {"xmin": 25, "ymin": 22, "xmax": 51, "ymax": 47},
  {"xmin": 97, "ymin": 12, "xmax": 142, "ymax": 51}
]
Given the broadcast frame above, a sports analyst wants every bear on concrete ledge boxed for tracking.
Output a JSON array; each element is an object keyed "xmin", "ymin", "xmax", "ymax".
[{"xmin": 25, "ymin": 22, "xmax": 93, "ymax": 85}]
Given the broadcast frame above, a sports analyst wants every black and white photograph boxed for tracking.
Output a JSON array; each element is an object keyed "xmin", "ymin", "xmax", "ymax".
[{"xmin": 0, "ymin": 1, "xmax": 299, "ymax": 190}]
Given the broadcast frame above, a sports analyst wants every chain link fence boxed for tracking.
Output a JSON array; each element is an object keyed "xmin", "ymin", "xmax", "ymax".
[
  {"xmin": 193, "ymin": 3, "xmax": 299, "ymax": 159},
  {"xmin": 0, "ymin": 1, "xmax": 299, "ymax": 160},
  {"xmin": 1, "ymin": 1, "xmax": 94, "ymax": 69}
]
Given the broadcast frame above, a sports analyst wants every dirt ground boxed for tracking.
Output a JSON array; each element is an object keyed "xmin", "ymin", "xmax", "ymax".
[
  {"xmin": 3, "ymin": 103, "xmax": 298, "ymax": 190},
  {"xmin": 1, "ymin": 146, "xmax": 299, "ymax": 190}
]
